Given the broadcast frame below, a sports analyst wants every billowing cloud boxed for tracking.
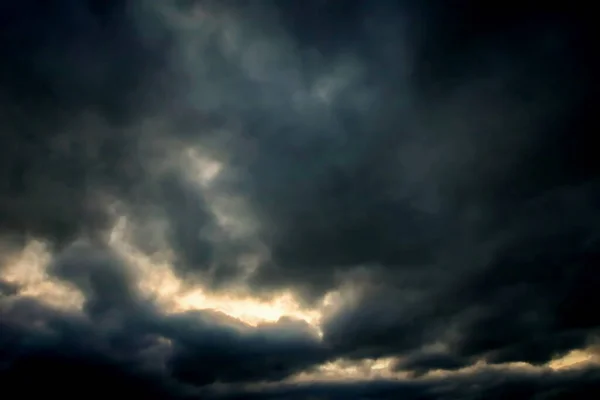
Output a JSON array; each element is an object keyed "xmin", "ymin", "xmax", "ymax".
[{"xmin": 1, "ymin": 0, "xmax": 598, "ymax": 399}]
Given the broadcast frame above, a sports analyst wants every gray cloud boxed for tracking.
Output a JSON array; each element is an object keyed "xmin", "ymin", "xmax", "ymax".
[
  {"xmin": 392, "ymin": 351, "xmax": 470, "ymax": 377},
  {"xmin": 1, "ymin": 242, "xmax": 328, "ymax": 393},
  {"xmin": 215, "ymin": 367, "xmax": 600, "ymax": 400},
  {"xmin": 1, "ymin": 0, "xmax": 598, "ymax": 398}
]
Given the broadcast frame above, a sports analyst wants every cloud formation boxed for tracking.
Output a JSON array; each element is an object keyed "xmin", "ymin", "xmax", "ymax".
[{"xmin": 1, "ymin": 0, "xmax": 598, "ymax": 398}]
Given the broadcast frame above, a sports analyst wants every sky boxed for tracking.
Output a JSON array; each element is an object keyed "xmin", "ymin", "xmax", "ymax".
[{"xmin": 0, "ymin": 1, "xmax": 598, "ymax": 399}]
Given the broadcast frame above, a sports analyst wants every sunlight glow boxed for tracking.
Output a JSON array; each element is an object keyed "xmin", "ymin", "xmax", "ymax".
[
  {"xmin": 4, "ymin": 230, "xmax": 599, "ymax": 383},
  {"xmin": 0, "ymin": 240, "xmax": 84, "ymax": 311},
  {"xmin": 108, "ymin": 214, "xmax": 324, "ymax": 333},
  {"xmin": 3, "ymin": 144, "xmax": 596, "ymax": 384},
  {"xmin": 292, "ymin": 357, "xmax": 403, "ymax": 383},
  {"xmin": 548, "ymin": 349, "xmax": 597, "ymax": 370}
]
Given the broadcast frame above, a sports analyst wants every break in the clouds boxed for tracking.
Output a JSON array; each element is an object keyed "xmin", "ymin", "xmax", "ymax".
[{"xmin": 1, "ymin": 0, "xmax": 599, "ymax": 399}]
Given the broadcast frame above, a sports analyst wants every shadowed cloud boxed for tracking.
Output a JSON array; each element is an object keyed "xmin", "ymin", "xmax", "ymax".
[{"xmin": 0, "ymin": 0, "xmax": 598, "ymax": 398}]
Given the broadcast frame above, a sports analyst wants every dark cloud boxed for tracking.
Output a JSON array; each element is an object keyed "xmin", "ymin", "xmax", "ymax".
[
  {"xmin": 163, "ymin": 314, "xmax": 327, "ymax": 386},
  {"xmin": 0, "ymin": 242, "xmax": 328, "ymax": 395},
  {"xmin": 321, "ymin": 184, "xmax": 600, "ymax": 364},
  {"xmin": 209, "ymin": 367, "xmax": 600, "ymax": 400},
  {"xmin": 3, "ymin": 274, "xmax": 600, "ymax": 400},
  {"xmin": 0, "ymin": 280, "xmax": 18, "ymax": 297},
  {"xmin": 392, "ymin": 351, "xmax": 470, "ymax": 376},
  {"xmin": 0, "ymin": 0, "xmax": 159, "ymax": 246},
  {"xmin": 1, "ymin": 0, "xmax": 599, "ymax": 398}
]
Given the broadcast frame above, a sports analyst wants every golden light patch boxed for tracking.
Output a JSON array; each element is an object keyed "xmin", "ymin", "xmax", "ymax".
[
  {"xmin": 0, "ymin": 240, "xmax": 84, "ymax": 311},
  {"xmin": 428, "ymin": 359, "xmax": 536, "ymax": 377},
  {"xmin": 0, "ymin": 208, "xmax": 324, "ymax": 342},
  {"xmin": 296, "ymin": 347, "xmax": 600, "ymax": 384},
  {"xmin": 7, "ymin": 140, "xmax": 595, "ymax": 385},
  {"xmin": 548, "ymin": 349, "xmax": 598, "ymax": 370},
  {"xmin": 5, "ymin": 228, "xmax": 598, "ymax": 385},
  {"xmin": 177, "ymin": 289, "xmax": 322, "ymax": 328},
  {"xmin": 292, "ymin": 357, "xmax": 402, "ymax": 383},
  {"xmin": 108, "ymin": 215, "xmax": 324, "ymax": 333}
]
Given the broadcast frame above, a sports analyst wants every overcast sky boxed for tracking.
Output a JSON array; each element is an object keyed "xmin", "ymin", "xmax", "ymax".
[{"xmin": 1, "ymin": 1, "xmax": 598, "ymax": 399}]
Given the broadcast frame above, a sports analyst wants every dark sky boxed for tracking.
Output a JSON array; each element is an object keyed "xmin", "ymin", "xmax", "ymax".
[{"xmin": 1, "ymin": 1, "xmax": 599, "ymax": 399}]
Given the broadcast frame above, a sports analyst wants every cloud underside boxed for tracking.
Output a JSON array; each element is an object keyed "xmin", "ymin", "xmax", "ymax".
[{"xmin": 1, "ymin": 1, "xmax": 599, "ymax": 399}]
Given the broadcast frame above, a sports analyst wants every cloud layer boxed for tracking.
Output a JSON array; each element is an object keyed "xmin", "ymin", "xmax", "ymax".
[{"xmin": 1, "ymin": 1, "xmax": 598, "ymax": 398}]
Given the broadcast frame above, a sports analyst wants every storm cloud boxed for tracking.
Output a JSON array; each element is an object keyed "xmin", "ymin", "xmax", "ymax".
[{"xmin": 1, "ymin": 0, "xmax": 598, "ymax": 399}]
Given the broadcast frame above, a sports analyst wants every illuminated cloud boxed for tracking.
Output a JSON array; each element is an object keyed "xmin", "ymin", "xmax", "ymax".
[
  {"xmin": 1, "ymin": 1, "xmax": 598, "ymax": 399},
  {"xmin": 1, "ymin": 240, "xmax": 84, "ymax": 311}
]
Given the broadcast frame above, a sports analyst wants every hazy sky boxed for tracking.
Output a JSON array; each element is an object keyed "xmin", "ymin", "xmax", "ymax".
[{"xmin": 1, "ymin": 1, "xmax": 598, "ymax": 399}]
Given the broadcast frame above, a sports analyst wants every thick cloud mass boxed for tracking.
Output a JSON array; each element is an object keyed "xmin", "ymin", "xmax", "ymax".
[{"xmin": 1, "ymin": 1, "xmax": 599, "ymax": 399}]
